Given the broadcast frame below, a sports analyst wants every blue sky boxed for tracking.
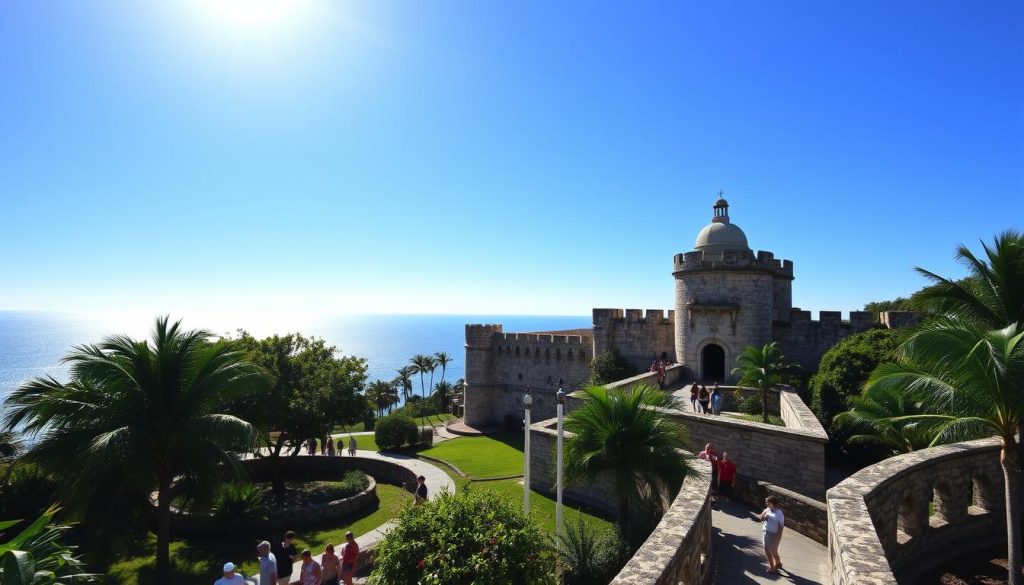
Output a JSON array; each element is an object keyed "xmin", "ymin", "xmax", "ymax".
[{"xmin": 0, "ymin": 0, "xmax": 1021, "ymax": 317}]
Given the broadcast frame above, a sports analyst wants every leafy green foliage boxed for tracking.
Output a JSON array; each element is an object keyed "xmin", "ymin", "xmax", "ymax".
[
  {"xmin": 0, "ymin": 317, "xmax": 264, "ymax": 583},
  {"xmin": 556, "ymin": 516, "xmax": 627, "ymax": 585},
  {"xmin": 375, "ymin": 414, "xmax": 419, "ymax": 450},
  {"xmin": 0, "ymin": 463, "xmax": 59, "ymax": 522},
  {"xmin": 0, "ymin": 506, "xmax": 94, "ymax": 583},
  {"xmin": 588, "ymin": 351, "xmax": 637, "ymax": 386},
  {"xmin": 731, "ymin": 342, "xmax": 795, "ymax": 424},
  {"xmin": 808, "ymin": 328, "xmax": 902, "ymax": 448},
  {"xmin": 738, "ymin": 393, "xmax": 763, "ymax": 416},
  {"xmin": 833, "ymin": 384, "xmax": 952, "ymax": 456},
  {"xmin": 212, "ymin": 482, "xmax": 266, "ymax": 522},
  {"xmin": 565, "ymin": 384, "xmax": 689, "ymax": 545},
  {"xmin": 371, "ymin": 488, "xmax": 554, "ymax": 585}
]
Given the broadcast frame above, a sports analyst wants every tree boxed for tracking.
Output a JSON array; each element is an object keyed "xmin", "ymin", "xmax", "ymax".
[
  {"xmin": 732, "ymin": 342, "xmax": 793, "ymax": 424},
  {"xmin": 395, "ymin": 367, "xmax": 414, "ymax": 404},
  {"xmin": 0, "ymin": 505, "xmax": 95, "ymax": 584},
  {"xmin": 433, "ymin": 381, "xmax": 452, "ymax": 415},
  {"xmin": 809, "ymin": 328, "xmax": 904, "ymax": 447},
  {"xmin": 410, "ymin": 354, "xmax": 435, "ymax": 402},
  {"xmin": 367, "ymin": 380, "xmax": 398, "ymax": 418},
  {"xmin": 864, "ymin": 320, "xmax": 1024, "ymax": 584},
  {"xmin": 1, "ymin": 317, "xmax": 264, "ymax": 585},
  {"xmin": 587, "ymin": 350, "xmax": 636, "ymax": 386},
  {"xmin": 435, "ymin": 352, "xmax": 453, "ymax": 386},
  {"xmin": 0, "ymin": 430, "xmax": 24, "ymax": 486},
  {"xmin": 226, "ymin": 332, "xmax": 368, "ymax": 499},
  {"xmin": 564, "ymin": 384, "xmax": 689, "ymax": 544},
  {"xmin": 833, "ymin": 383, "xmax": 954, "ymax": 456},
  {"xmin": 371, "ymin": 488, "xmax": 554, "ymax": 584},
  {"xmin": 914, "ymin": 230, "xmax": 1024, "ymax": 329}
]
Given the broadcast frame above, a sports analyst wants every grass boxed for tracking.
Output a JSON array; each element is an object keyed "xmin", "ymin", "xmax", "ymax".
[
  {"xmin": 416, "ymin": 433, "xmax": 524, "ymax": 478},
  {"xmin": 726, "ymin": 413, "xmax": 786, "ymax": 426},
  {"xmin": 460, "ymin": 478, "xmax": 615, "ymax": 535},
  {"xmin": 105, "ymin": 484, "xmax": 410, "ymax": 585},
  {"xmin": 333, "ymin": 413, "xmax": 456, "ymax": 433}
]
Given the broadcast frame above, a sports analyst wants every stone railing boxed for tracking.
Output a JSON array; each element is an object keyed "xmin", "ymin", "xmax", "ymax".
[
  {"xmin": 529, "ymin": 419, "xmax": 714, "ymax": 584},
  {"xmin": 604, "ymin": 364, "xmax": 686, "ymax": 394},
  {"xmin": 827, "ymin": 437, "xmax": 1005, "ymax": 584},
  {"xmin": 733, "ymin": 477, "xmax": 828, "ymax": 545}
]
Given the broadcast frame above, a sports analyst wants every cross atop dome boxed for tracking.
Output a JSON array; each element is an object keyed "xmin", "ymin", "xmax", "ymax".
[
  {"xmin": 712, "ymin": 191, "xmax": 730, "ymax": 224},
  {"xmin": 694, "ymin": 193, "xmax": 749, "ymax": 252}
]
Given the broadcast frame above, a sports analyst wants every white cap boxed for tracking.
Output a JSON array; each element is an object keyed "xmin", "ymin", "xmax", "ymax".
[{"xmin": 223, "ymin": 562, "xmax": 235, "ymax": 573}]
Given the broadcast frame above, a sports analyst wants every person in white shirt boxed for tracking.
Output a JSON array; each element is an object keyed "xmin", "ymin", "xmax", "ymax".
[
  {"xmin": 759, "ymin": 496, "xmax": 785, "ymax": 573},
  {"xmin": 214, "ymin": 562, "xmax": 245, "ymax": 585}
]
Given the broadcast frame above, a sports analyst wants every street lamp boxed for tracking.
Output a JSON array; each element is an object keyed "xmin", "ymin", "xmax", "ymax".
[
  {"xmin": 555, "ymin": 385, "xmax": 566, "ymax": 546},
  {"xmin": 523, "ymin": 387, "xmax": 532, "ymax": 515}
]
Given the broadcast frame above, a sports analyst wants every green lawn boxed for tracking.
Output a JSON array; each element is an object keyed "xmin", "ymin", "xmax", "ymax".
[
  {"xmin": 460, "ymin": 478, "xmax": 615, "ymax": 534},
  {"xmin": 105, "ymin": 484, "xmax": 410, "ymax": 585},
  {"xmin": 333, "ymin": 413, "xmax": 456, "ymax": 434},
  {"xmin": 417, "ymin": 433, "xmax": 524, "ymax": 478}
]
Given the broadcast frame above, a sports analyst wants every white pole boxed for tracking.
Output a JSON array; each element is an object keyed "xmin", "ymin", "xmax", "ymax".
[
  {"xmin": 556, "ymin": 388, "xmax": 564, "ymax": 546},
  {"xmin": 523, "ymin": 390, "xmax": 532, "ymax": 515}
]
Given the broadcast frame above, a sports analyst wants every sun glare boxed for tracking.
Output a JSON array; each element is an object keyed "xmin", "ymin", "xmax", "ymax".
[{"xmin": 199, "ymin": 0, "xmax": 314, "ymax": 34}]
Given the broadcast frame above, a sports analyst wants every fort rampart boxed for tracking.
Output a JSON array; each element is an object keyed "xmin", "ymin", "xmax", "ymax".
[
  {"xmin": 827, "ymin": 437, "xmax": 1005, "ymax": 584},
  {"xmin": 593, "ymin": 308, "xmax": 676, "ymax": 372},
  {"xmin": 773, "ymin": 309, "xmax": 876, "ymax": 371}
]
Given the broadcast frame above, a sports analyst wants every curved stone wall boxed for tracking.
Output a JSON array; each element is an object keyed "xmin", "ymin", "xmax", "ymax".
[{"xmin": 827, "ymin": 437, "xmax": 1005, "ymax": 584}]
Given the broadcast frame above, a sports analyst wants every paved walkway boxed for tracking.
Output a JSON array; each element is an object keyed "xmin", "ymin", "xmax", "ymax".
[
  {"xmin": 711, "ymin": 500, "xmax": 828, "ymax": 585},
  {"xmin": 245, "ymin": 450, "xmax": 455, "ymax": 584}
]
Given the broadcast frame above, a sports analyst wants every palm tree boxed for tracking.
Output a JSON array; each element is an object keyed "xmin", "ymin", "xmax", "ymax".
[
  {"xmin": 833, "ymin": 384, "xmax": 957, "ymax": 456},
  {"xmin": 732, "ymin": 342, "xmax": 792, "ymax": 424},
  {"xmin": 0, "ymin": 430, "xmax": 24, "ymax": 486},
  {"xmin": 564, "ymin": 384, "xmax": 689, "ymax": 543},
  {"xmin": 914, "ymin": 230, "xmax": 1024, "ymax": 328},
  {"xmin": 864, "ymin": 320, "xmax": 1024, "ymax": 584},
  {"xmin": 395, "ymin": 367, "xmax": 414, "ymax": 405},
  {"xmin": 367, "ymin": 380, "xmax": 395, "ymax": 417},
  {"xmin": 1, "ymin": 317, "xmax": 265, "ymax": 585},
  {"xmin": 435, "ymin": 352, "xmax": 453, "ymax": 386},
  {"xmin": 410, "ymin": 354, "xmax": 434, "ymax": 401},
  {"xmin": 434, "ymin": 381, "xmax": 452, "ymax": 415}
]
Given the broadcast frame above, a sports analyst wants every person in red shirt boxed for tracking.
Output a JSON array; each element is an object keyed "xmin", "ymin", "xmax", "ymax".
[
  {"xmin": 339, "ymin": 531, "xmax": 359, "ymax": 585},
  {"xmin": 717, "ymin": 451, "xmax": 737, "ymax": 501}
]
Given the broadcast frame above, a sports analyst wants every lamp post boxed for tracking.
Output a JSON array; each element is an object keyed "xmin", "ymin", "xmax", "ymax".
[
  {"xmin": 523, "ymin": 387, "xmax": 532, "ymax": 515},
  {"xmin": 555, "ymin": 385, "xmax": 566, "ymax": 546}
]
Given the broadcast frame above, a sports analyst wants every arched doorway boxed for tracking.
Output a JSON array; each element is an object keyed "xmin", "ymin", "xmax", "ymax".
[{"xmin": 701, "ymin": 344, "xmax": 725, "ymax": 382}]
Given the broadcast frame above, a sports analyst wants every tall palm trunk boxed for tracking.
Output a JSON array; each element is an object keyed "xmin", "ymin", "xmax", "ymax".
[
  {"xmin": 1002, "ymin": 437, "xmax": 1022, "ymax": 585},
  {"xmin": 761, "ymin": 387, "xmax": 770, "ymax": 424},
  {"xmin": 156, "ymin": 473, "xmax": 172, "ymax": 585}
]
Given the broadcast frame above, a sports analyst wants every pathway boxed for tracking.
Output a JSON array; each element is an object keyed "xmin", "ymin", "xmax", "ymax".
[
  {"xmin": 711, "ymin": 500, "xmax": 828, "ymax": 585},
  {"xmin": 245, "ymin": 450, "xmax": 456, "ymax": 584}
]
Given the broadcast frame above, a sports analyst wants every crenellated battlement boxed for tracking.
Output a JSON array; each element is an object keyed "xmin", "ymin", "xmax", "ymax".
[
  {"xmin": 465, "ymin": 323, "xmax": 503, "ymax": 346},
  {"xmin": 784, "ymin": 309, "xmax": 875, "ymax": 329},
  {"xmin": 500, "ymin": 332, "xmax": 587, "ymax": 344},
  {"xmin": 673, "ymin": 249, "xmax": 793, "ymax": 278},
  {"xmin": 593, "ymin": 308, "xmax": 676, "ymax": 325}
]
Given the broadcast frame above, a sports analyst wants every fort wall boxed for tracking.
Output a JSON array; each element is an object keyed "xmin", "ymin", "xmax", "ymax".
[
  {"xmin": 592, "ymin": 308, "xmax": 676, "ymax": 372},
  {"xmin": 772, "ymin": 309, "xmax": 875, "ymax": 371},
  {"xmin": 828, "ymin": 437, "xmax": 1004, "ymax": 584},
  {"xmin": 464, "ymin": 324, "xmax": 593, "ymax": 427}
]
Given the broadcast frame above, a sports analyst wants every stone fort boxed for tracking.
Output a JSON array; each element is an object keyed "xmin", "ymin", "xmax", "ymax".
[{"xmin": 464, "ymin": 197, "xmax": 914, "ymax": 427}]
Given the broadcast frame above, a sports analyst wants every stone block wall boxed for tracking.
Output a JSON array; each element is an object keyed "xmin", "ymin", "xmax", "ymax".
[
  {"xmin": 464, "ymin": 324, "xmax": 594, "ymax": 427},
  {"xmin": 827, "ymin": 437, "xmax": 1004, "ymax": 585},
  {"xmin": 772, "ymin": 309, "xmax": 875, "ymax": 371},
  {"xmin": 529, "ymin": 418, "xmax": 617, "ymax": 513},
  {"xmin": 593, "ymin": 308, "xmax": 677, "ymax": 371},
  {"xmin": 733, "ymin": 477, "xmax": 828, "ymax": 545}
]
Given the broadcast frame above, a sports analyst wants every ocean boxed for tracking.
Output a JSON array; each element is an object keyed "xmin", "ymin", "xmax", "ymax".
[{"xmin": 0, "ymin": 311, "xmax": 592, "ymax": 406}]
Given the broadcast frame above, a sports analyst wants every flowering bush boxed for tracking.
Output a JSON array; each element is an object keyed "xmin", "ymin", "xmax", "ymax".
[{"xmin": 371, "ymin": 488, "xmax": 554, "ymax": 584}]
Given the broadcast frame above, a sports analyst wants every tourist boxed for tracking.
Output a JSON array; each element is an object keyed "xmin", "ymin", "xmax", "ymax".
[
  {"xmin": 320, "ymin": 543, "xmax": 340, "ymax": 585},
  {"xmin": 710, "ymin": 383, "xmax": 723, "ymax": 416},
  {"xmin": 347, "ymin": 435, "xmax": 357, "ymax": 456},
  {"xmin": 257, "ymin": 541, "xmax": 278, "ymax": 585},
  {"xmin": 306, "ymin": 438, "xmax": 316, "ymax": 455},
  {"xmin": 299, "ymin": 549, "xmax": 323, "ymax": 585},
  {"xmin": 759, "ymin": 496, "xmax": 785, "ymax": 573},
  {"xmin": 656, "ymin": 359, "xmax": 667, "ymax": 388},
  {"xmin": 214, "ymin": 562, "xmax": 244, "ymax": 585},
  {"xmin": 271, "ymin": 531, "xmax": 298, "ymax": 585},
  {"xmin": 717, "ymin": 451, "xmax": 737, "ymax": 501},
  {"xmin": 339, "ymin": 531, "xmax": 359, "ymax": 585},
  {"xmin": 414, "ymin": 475, "xmax": 428, "ymax": 505},
  {"xmin": 320, "ymin": 435, "xmax": 328, "ymax": 455},
  {"xmin": 689, "ymin": 382, "xmax": 699, "ymax": 412},
  {"xmin": 698, "ymin": 442, "xmax": 719, "ymax": 493},
  {"xmin": 326, "ymin": 437, "xmax": 336, "ymax": 456},
  {"xmin": 698, "ymin": 385, "xmax": 710, "ymax": 414}
]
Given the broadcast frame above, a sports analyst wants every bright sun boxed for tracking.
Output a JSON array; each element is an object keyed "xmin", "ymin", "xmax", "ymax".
[{"xmin": 200, "ymin": 0, "xmax": 313, "ymax": 33}]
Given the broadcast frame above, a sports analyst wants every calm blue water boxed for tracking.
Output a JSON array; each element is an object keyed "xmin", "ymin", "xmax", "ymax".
[{"xmin": 0, "ymin": 311, "xmax": 591, "ymax": 406}]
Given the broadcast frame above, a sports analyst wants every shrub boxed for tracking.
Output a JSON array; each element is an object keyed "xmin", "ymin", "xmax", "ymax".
[
  {"xmin": 213, "ymin": 482, "xmax": 266, "ymax": 522},
  {"xmin": 418, "ymin": 426, "xmax": 434, "ymax": 446},
  {"xmin": 371, "ymin": 488, "xmax": 554, "ymax": 584},
  {"xmin": 375, "ymin": 415, "xmax": 418, "ymax": 450},
  {"xmin": 588, "ymin": 350, "xmax": 637, "ymax": 385},
  {"xmin": 738, "ymin": 393, "xmax": 763, "ymax": 415},
  {"xmin": 557, "ymin": 516, "xmax": 627, "ymax": 585}
]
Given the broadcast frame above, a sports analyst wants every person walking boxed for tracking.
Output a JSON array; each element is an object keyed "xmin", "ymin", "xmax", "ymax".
[
  {"xmin": 326, "ymin": 437, "xmax": 336, "ymax": 456},
  {"xmin": 339, "ymin": 531, "xmax": 359, "ymax": 585},
  {"xmin": 698, "ymin": 442, "xmax": 719, "ymax": 493},
  {"xmin": 299, "ymin": 549, "xmax": 323, "ymax": 585},
  {"xmin": 414, "ymin": 475, "xmax": 428, "ymax": 505},
  {"xmin": 347, "ymin": 435, "xmax": 357, "ymax": 456},
  {"xmin": 306, "ymin": 438, "xmax": 316, "ymax": 455},
  {"xmin": 214, "ymin": 562, "xmax": 244, "ymax": 585},
  {"xmin": 320, "ymin": 544, "xmax": 340, "ymax": 585},
  {"xmin": 710, "ymin": 384, "xmax": 723, "ymax": 416},
  {"xmin": 717, "ymin": 452, "xmax": 737, "ymax": 501},
  {"xmin": 257, "ymin": 541, "xmax": 278, "ymax": 585},
  {"xmin": 759, "ymin": 496, "xmax": 785, "ymax": 573},
  {"xmin": 320, "ymin": 435, "xmax": 328, "ymax": 455},
  {"xmin": 698, "ymin": 385, "xmax": 710, "ymax": 414},
  {"xmin": 656, "ymin": 359, "xmax": 667, "ymax": 388},
  {"xmin": 689, "ymin": 382, "xmax": 699, "ymax": 412},
  {"xmin": 271, "ymin": 531, "xmax": 298, "ymax": 585}
]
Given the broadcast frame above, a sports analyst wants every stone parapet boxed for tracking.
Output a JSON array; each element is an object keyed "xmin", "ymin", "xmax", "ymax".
[
  {"xmin": 733, "ymin": 476, "xmax": 828, "ymax": 545},
  {"xmin": 593, "ymin": 308, "xmax": 677, "ymax": 371},
  {"xmin": 827, "ymin": 437, "xmax": 1004, "ymax": 584}
]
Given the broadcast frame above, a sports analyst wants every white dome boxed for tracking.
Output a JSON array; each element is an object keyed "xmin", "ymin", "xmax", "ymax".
[{"xmin": 695, "ymin": 221, "xmax": 750, "ymax": 252}]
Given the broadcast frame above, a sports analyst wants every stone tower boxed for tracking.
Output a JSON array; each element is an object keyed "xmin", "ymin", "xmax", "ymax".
[{"xmin": 672, "ymin": 198, "xmax": 794, "ymax": 382}]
